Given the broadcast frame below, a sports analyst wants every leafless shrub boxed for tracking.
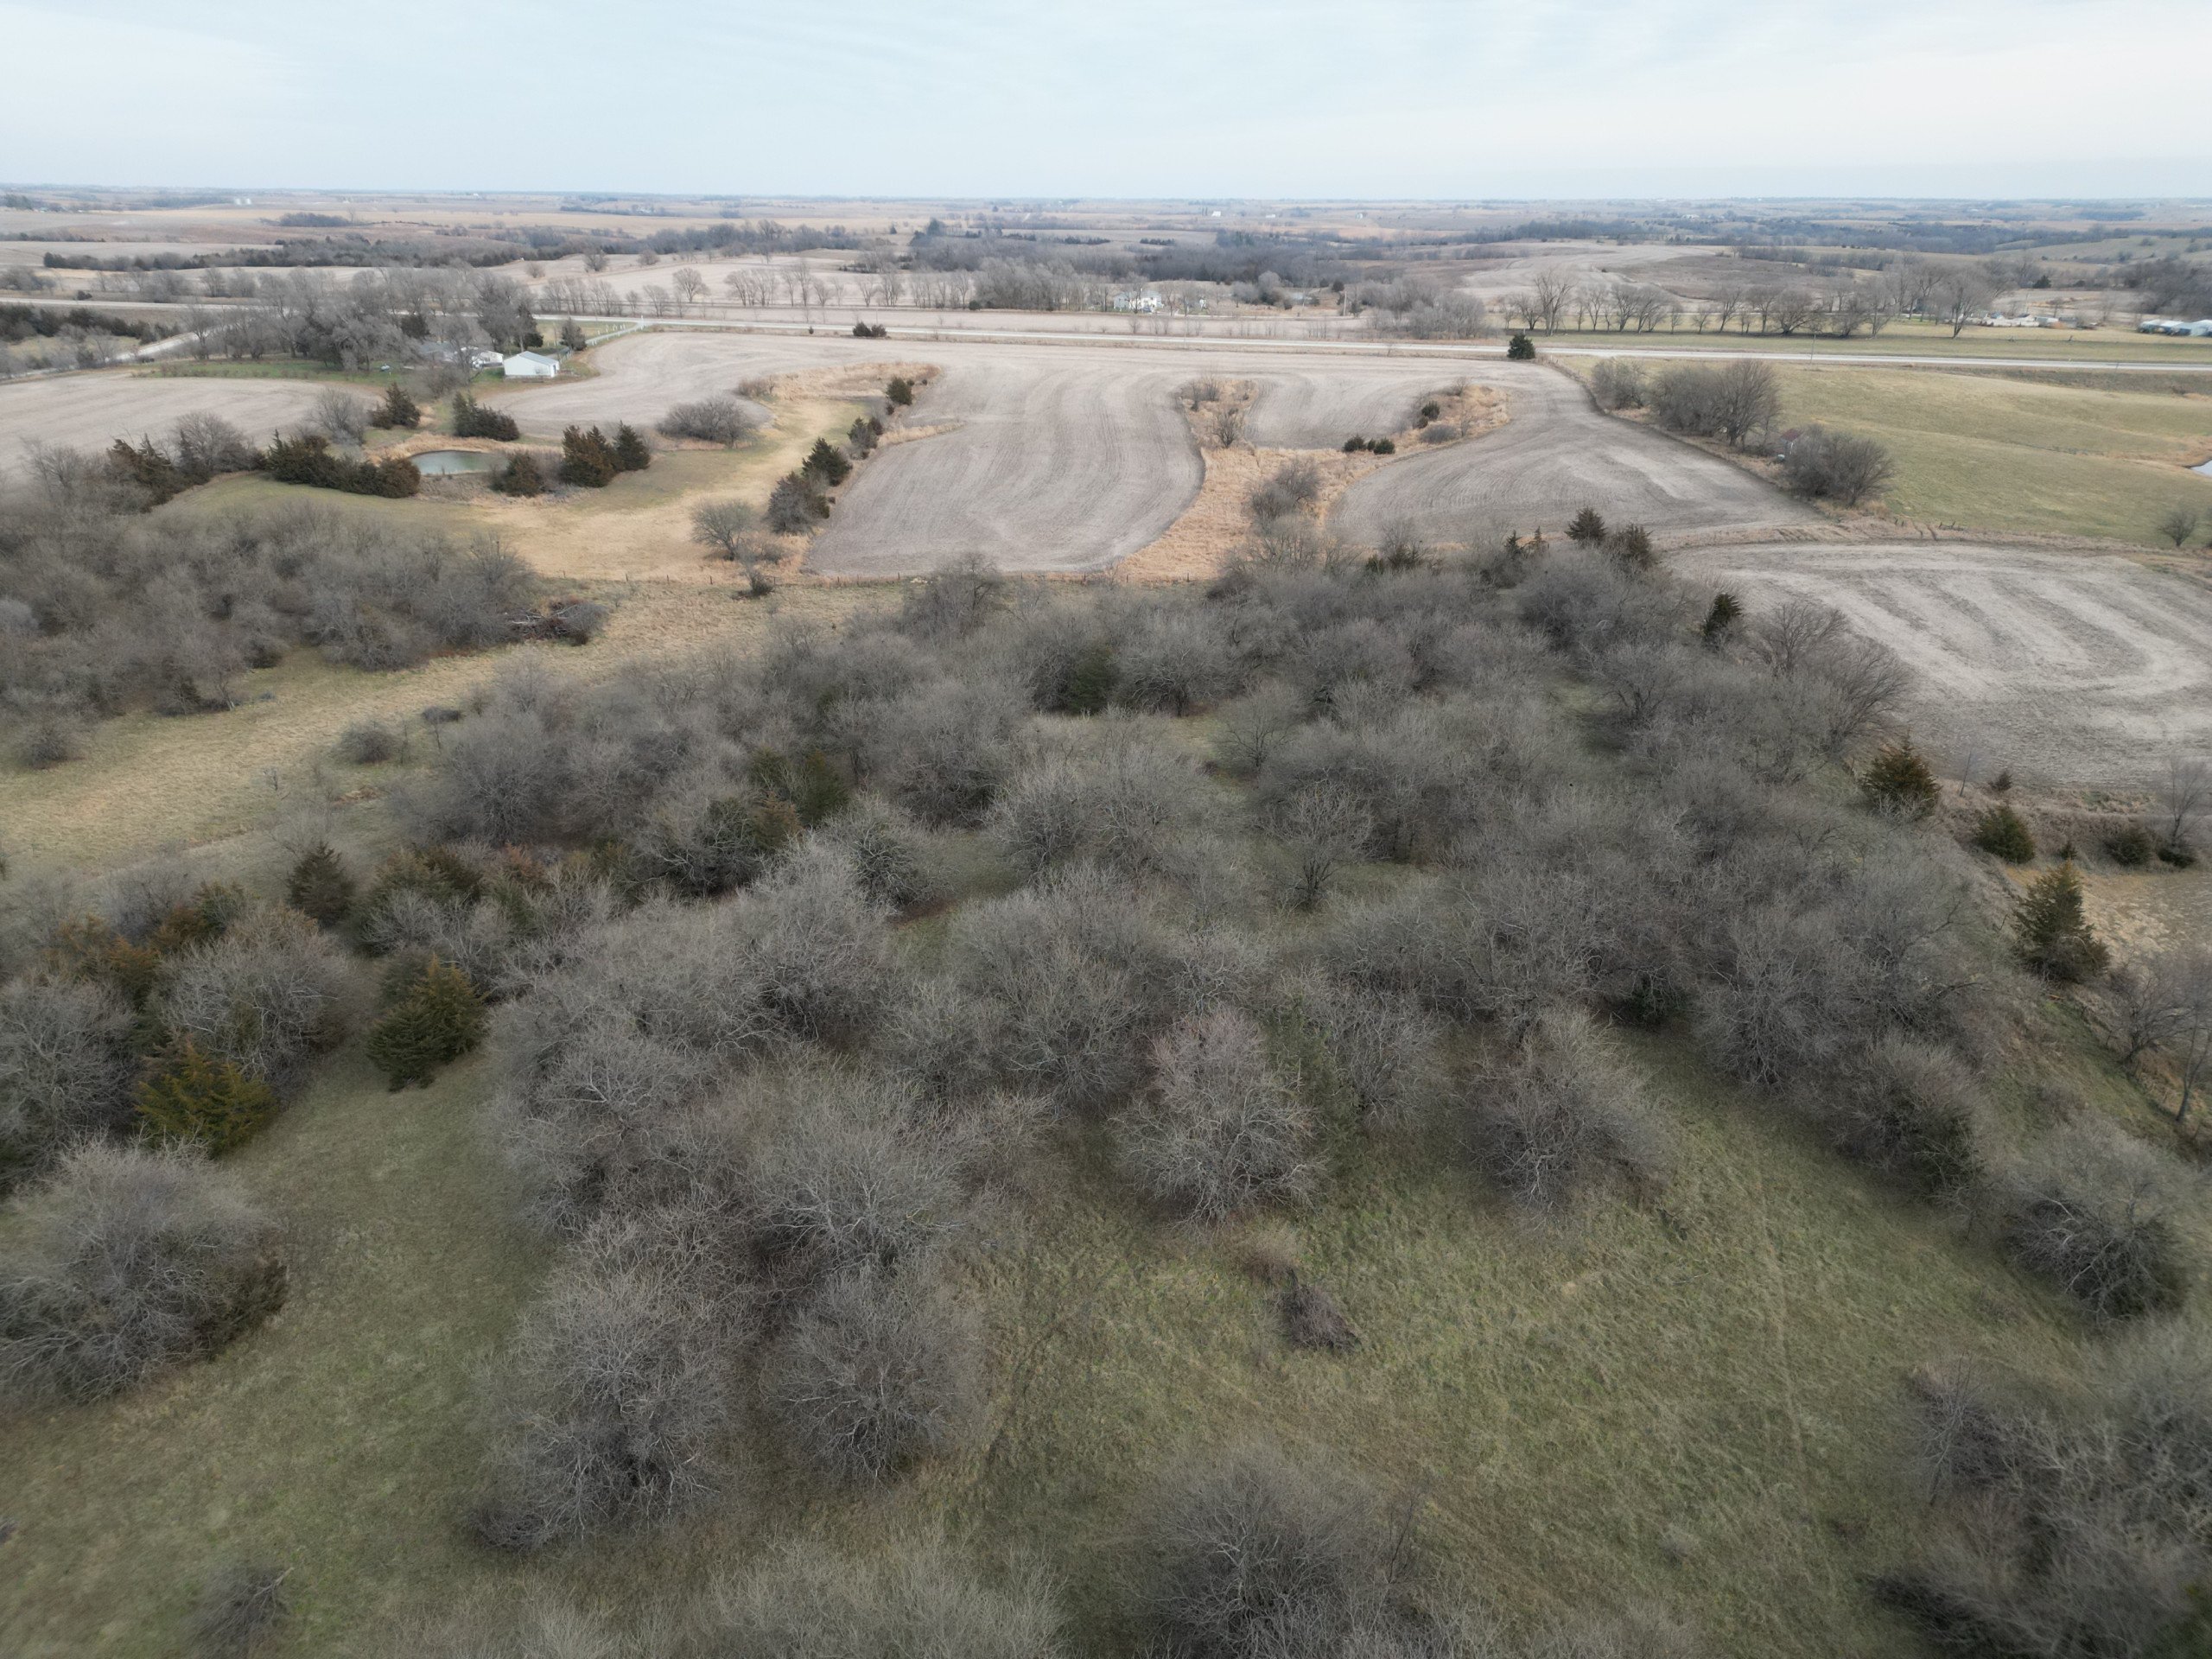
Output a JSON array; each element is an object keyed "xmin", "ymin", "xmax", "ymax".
[
  {"xmin": 1114, "ymin": 607, "xmax": 1242, "ymax": 715},
  {"xmin": 738, "ymin": 842, "xmax": 895, "ymax": 1046},
  {"xmin": 817, "ymin": 797, "xmax": 934, "ymax": 912},
  {"xmin": 945, "ymin": 869, "xmax": 1166, "ymax": 1110},
  {"xmin": 658, "ymin": 396, "xmax": 754, "ymax": 448},
  {"xmin": 0, "ymin": 1142, "xmax": 282, "ymax": 1401},
  {"xmin": 474, "ymin": 1212, "xmax": 734, "ymax": 1549},
  {"xmin": 990, "ymin": 726, "xmax": 1212, "ymax": 882},
  {"xmin": 2107, "ymin": 948, "xmax": 2212, "ymax": 1121},
  {"xmin": 188, "ymin": 1563, "xmax": 290, "ymax": 1658},
  {"xmin": 767, "ymin": 1263, "xmax": 984, "ymax": 1484},
  {"xmin": 1116, "ymin": 1008, "xmax": 1317, "ymax": 1224},
  {"xmin": 1463, "ymin": 1012, "xmax": 1665, "ymax": 1211},
  {"xmin": 1248, "ymin": 461, "xmax": 1323, "ymax": 522},
  {"xmin": 1999, "ymin": 1122, "xmax": 2188, "ymax": 1321},
  {"xmin": 162, "ymin": 909, "xmax": 351, "ymax": 1092},
  {"xmin": 1133, "ymin": 1439, "xmax": 1401, "ymax": 1658},
  {"xmin": 0, "ymin": 976, "xmax": 137, "ymax": 1186},
  {"xmin": 1586, "ymin": 359, "xmax": 1645, "ymax": 410},
  {"xmin": 1272, "ymin": 781, "xmax": 1375, "ymax": 911},
  {"xmin": 741, "ymin": 1064, "xmax": 967, "ymax": 1297},
  {"xmin": 1780, "ymin": 426, "xmax": 1895, "ymax": 505},
  {"xmin": 1278, "ymin": 1274, "xmax": 1359, "ymax": 1352},
  {"xmin": 311, "ymin": 386, "xmax": 371, "ymax": 445},
  {"xmin": 335, "ymin": 719, "xmax": 404, "ymax": 765},
  {"xmin": 1290, "ymin": 972, "xmax": 1447, "ymax": 1123},
  {"xmin": 1647, "ymin": 359, "xmax": 1778, "ymax": 449},
  {"xmin": 1822, "ymin": 1035, "xmax": 1989, "ymax": 1198},
  {"xmin": 856, "ymin": 675, "xmax": 1022, "ymax": 828},
  {"xmin": 1256, "ymin": 699, "xmax": 1510, "ymax": 863},
  {"xmin": 1211, "ymin": 682, "xmax": 1307, "ymax": 777},
  {"xmin": 701, "ymin": 1538, "xmax": 1068, "ymax": 1659},
  {"xmin": 1879, "ymin": 1334, "xmax": 2212, "ymax": 1658}
]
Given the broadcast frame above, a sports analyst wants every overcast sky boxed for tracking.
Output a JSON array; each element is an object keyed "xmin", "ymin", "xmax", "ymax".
[{"xmin": 5, "ymin": 0, "xmax": 2207, "ymax": 200}]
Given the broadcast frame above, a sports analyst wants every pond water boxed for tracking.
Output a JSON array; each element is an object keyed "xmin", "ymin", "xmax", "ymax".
[
  {"xmin": 411, "ymin": 449, "xmax": 497, "ymax": 476},
  {"xmin": 2194, "ymin": 458, "xmax": 2212, "ymax": 478}
]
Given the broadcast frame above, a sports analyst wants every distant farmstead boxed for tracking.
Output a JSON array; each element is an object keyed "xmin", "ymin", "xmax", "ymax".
[{"xmin": 502, "ymin": 351, "xmax": 560, "ymax": 378}]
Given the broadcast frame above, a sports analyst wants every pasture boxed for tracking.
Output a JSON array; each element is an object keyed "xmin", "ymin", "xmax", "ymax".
[{"xmin": 1763, "ymin": 365, "xmax": 2212, "ymax": 544}]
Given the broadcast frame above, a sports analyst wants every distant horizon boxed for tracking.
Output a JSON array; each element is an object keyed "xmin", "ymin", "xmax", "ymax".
[
  {"xmin": 5, "ymin": 0, "xmax": 2206, "ymax": 203},
  {"xmin": 9, "ymin": 186, "xmax": 2212, "ymax": 213}
]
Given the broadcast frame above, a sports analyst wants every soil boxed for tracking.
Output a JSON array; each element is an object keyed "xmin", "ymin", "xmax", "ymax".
[{"xmin": 1667, "ymin": 540, "xmax": 2212, "ymax": 789}]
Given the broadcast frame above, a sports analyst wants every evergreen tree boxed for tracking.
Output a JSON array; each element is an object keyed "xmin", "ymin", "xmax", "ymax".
[
  {"xmin": 1974, "ymin": 805, "xmax": 2037, "ymax": 864},
  {"xmin": 558, "ymin": 425, "xmax": 619, "ymax": 487},
  {"xmin": 372, "ymin": 383, "xmax": 421, "ymax": 430},
  {"xmin": 802, "ymin": 437, "xmax": 852, "ymax": 486},
  {"xmin": 1861, "ymin": 737, "xmax": 1941, "ymax": 819},
  {"xmin": 612, "ymin": 423, "xmax": 652, "ymax": 473},
  {"xmin": 285, "ymin": 844, "xmax": 357, "ymax": 927},
  {"xmin": 137, "ymin": 1039, "xmax": 279, "ymax": 1154},
  {"xmin": 365, "ymin": 958, "xmax": 486, "ymax": 1090},
  {"xmin": 1566, "ymin": 506, "xmax": 1608, "ymax": 545},
  {"xmin": 2014, "ymin": 862, "xmax": 2108, "ymax": 982}
]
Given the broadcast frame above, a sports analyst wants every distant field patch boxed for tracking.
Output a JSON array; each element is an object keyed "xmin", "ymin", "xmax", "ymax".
[{"xmin": 1768, "ymin": 365, "xmax": 2212, "ymax": 543}]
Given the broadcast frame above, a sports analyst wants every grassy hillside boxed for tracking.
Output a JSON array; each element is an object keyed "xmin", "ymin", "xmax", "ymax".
[
  {"xmin": 3, "ymin": 549, "xmax": 2207, "ymax": 1659},
  {"xmin": 1767, "ymin": 365, "xmax": 2212, "ymax": 543}
]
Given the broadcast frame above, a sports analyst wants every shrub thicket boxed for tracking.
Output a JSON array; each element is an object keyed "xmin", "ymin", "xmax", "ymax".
[
  {"xmin": 262, "ymin": 434, "xmax": 421, "ymax": 498},
  {"xmin": 0, "ymin": 1143, "xmax": 283, "ymax": 1401},
  {"xmin": 451, "ymin": 392, "xmax": 519, "ymax": 442},
  {"xmin": 1782, "ymin": 426, "xmax": 1895, "ymax": 505},
  {"xmin": 1116, "ymin": 1008, "xmax": 1316, "ymax": 1224},
  {"xmin": 658, "ymin": 396, "xmax": 753, "ymax": 447}
]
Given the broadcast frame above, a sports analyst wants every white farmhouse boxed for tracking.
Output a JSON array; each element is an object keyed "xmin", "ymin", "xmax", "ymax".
[{"xmin": 502, "ymin": 350, "xmax": 560, "ymax": 378}]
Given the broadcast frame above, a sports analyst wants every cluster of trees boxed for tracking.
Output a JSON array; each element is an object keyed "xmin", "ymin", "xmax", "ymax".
[
  {"xmin": 1505, "ymin": 257, "xmax": 2013, "ymax": 339},
  {"xmin": 175, "ymin": 267, "xmax": 538, "ymax": 372},
  {"xmin": 261, "ymin": 433, "xmax": 423, "ymax": 499},
  {"xmin": 10, "ymin": 436, "xmax": 2209, "ymax": 1646},
  {"xmin": 450, "ymin": 392, "xmax": 518, "ymax": 442},
  {"xmin": 762, "ymin": 385, "xmax": 905, "ymax": 532},
  {"xmin": 1, "ymin": 452, "xmax": 531, "ymax": 751},
  {"xmin": 556, "ymin": 423, "xmax": 650, "ymax": 488},
  {"xmin": 385, "ymin": 512, "xmax": 2212, "ymax": 1644},
  {"xmin": 1592, "ymin": 359, "xmax": 1897, "ymax": 505}
]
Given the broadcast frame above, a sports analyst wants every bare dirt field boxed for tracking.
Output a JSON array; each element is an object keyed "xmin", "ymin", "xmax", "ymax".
[
  {"xmin": 481, "ymin": 330, "xmax": 832, "ymax": 434},
  {"xmin": 1667, "ymin": 542, "xmax": 2212, "ymax": 787},
  {"xmin": 1242, "ymin": 365, "xmax": 1478, "ymax": 448},
  {"xmin": 809, "ymin": 350, "xmax": 1204, "ymax": 575},
  {"xmin": 0, "ymin": 370, "xmax": 327, "ymax": 480},
  {"xmin": 1332, "ymin": 364, "xmax": 1818, "ymax": 546}
]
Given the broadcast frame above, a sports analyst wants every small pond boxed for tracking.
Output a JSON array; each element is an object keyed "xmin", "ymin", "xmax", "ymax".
[
  {"xmin": 411, "ymin": 449, "xmax": 497, "ymax": 476},
  {"xmin": 2194, "ymin": 458, "xmax": 2211, "ymax": 478}
]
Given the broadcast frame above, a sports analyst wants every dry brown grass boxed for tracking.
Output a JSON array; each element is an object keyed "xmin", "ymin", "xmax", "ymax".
[{"xmin": 1116, "ymin": 383, "xmax": 1504, "ymax": 582}]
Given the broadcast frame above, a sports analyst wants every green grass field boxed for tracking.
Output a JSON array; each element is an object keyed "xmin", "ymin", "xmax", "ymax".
[{"xmin": 1763, "ymin": 365, "xmax": 2212, "ymax": 543}]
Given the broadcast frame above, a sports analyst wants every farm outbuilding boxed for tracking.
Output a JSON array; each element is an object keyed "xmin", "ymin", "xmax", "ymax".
[{"xmin": 502, "ymin": 351, "xmax": 560, "ymax": 378}]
